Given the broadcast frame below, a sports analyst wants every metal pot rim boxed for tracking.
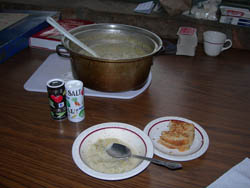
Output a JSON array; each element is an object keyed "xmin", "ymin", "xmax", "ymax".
[{"xmin": 61, "ymin": 23, "xmax": 163, "ymax": 62}]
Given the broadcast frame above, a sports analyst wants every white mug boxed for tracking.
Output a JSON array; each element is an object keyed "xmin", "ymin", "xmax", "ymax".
[{"xmin": 203, "ymin": 31, "xmax": 232, "ymax": 56}]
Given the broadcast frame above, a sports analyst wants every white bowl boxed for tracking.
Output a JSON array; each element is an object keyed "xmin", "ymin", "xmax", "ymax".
[{"xmin": 72, "ymin": 122, "xmax": 154, "ymax": 180}]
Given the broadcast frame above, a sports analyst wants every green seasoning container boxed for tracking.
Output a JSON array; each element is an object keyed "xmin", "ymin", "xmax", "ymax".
[{"xmin": 47, "ymin": 78, "xmax": 67, "ymax": 120}]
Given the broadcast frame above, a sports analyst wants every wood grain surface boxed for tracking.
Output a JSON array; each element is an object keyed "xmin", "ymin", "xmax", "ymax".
[{"xmin": 0, "ymin": 46, "xmax": 249, "ymax": 188}]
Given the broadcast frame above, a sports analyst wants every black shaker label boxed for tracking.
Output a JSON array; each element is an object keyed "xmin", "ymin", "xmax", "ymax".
[{"xmin": 47, "ymin": 79, "xmax": 67, "ymax": 120}]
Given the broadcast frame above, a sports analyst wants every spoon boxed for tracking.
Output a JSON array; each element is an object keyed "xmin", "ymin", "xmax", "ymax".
[
  {"xmin": 106, "ymin": 143, "xmax": 182, "ymax": 170},
  {"xmin": 46, "ymin": 17, "xmax": 98, "ymax": 57}
]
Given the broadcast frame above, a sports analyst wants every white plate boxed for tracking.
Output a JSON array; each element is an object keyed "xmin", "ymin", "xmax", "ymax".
[
  {"xmin": 72, "ymin": 122, "xmax": 154, "ymax": 180},
  {"xmin": 144, "ymin": 116, "xmax": 209, "ymax": 161}
]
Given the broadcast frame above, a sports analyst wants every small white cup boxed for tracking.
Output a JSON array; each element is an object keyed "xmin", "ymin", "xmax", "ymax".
[{"xmin": 203, "ymin": 31, "xmax": 232, "ymax": 56}]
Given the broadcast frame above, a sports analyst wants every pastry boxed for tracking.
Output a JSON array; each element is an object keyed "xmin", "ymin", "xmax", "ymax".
[{"xmin": 158, "ymin": 120, "xmax": 195, "ymax": 152}]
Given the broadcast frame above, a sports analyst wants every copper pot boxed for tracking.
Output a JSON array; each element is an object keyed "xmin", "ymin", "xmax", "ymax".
[{"xmin": 57, "ymin": 23, "xmax": 162, "ymax": 92}]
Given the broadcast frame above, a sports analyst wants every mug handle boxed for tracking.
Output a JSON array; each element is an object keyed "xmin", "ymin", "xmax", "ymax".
[{"xmin": 221, "ymin": 39, "xmax": 232, "ymax": 51}]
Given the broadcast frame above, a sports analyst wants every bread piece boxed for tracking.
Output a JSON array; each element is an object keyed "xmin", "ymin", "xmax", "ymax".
[{"xmin": 158, "ymin": 120, "xmax": 195, "ymax": 152}]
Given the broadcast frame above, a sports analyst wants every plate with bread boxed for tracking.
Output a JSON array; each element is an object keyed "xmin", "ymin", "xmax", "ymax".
[{"xmin": 144, "ymin": 116, "xmax": 209, "ymax": 161}]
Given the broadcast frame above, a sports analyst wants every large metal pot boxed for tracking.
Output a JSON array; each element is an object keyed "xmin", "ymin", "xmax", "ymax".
[{"xmin": 57, "ymin": 23, "xmax": 162, "ymax": 92}]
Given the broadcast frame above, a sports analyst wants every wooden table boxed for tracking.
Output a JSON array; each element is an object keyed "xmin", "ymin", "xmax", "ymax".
[{"xmin": 0, "ymin": 47, "xmax": 250, "ymax": 188}]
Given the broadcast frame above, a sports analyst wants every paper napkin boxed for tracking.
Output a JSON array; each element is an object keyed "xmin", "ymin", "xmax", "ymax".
[{"xmin": 207, "ymin": 157, "xmax": 250, "ymax": 188}]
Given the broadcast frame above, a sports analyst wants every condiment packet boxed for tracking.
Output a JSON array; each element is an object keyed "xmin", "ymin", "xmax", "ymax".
[{"xmin": 176, "ymin": 27, "xmax": 198, "ymax": 56}]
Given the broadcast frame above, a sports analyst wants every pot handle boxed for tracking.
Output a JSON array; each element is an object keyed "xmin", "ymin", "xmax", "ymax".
[
  {"xmin": 56, "ymin": 44, "xmax": 71, "ymax": 58},
  {"xmin": 156, "ymin": 40, "xmax": 177, "ymax": 55}
]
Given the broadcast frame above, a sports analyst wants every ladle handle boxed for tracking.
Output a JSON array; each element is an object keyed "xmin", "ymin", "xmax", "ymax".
[
  {"xmin": 132, "ymin": 154, "xmax": 182, "ymax": 170},
  {"xmin": 46, "ymin": 17, "xmax": 98, "ymax": 57}
]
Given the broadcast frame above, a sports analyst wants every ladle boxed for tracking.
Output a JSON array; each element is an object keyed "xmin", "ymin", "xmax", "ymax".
[
  {"xmin": 106, "ymin": 143, "xmax": 182, "ymax": 170},
  {"xmin": 46, "ymin": 17, "xmax": 98, "ymax": 57}
]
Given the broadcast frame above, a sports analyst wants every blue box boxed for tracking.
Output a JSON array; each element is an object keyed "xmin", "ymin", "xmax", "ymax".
[{"xmin": 0, "ymin": 10, "xmax": 59, "ymax": 64}]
